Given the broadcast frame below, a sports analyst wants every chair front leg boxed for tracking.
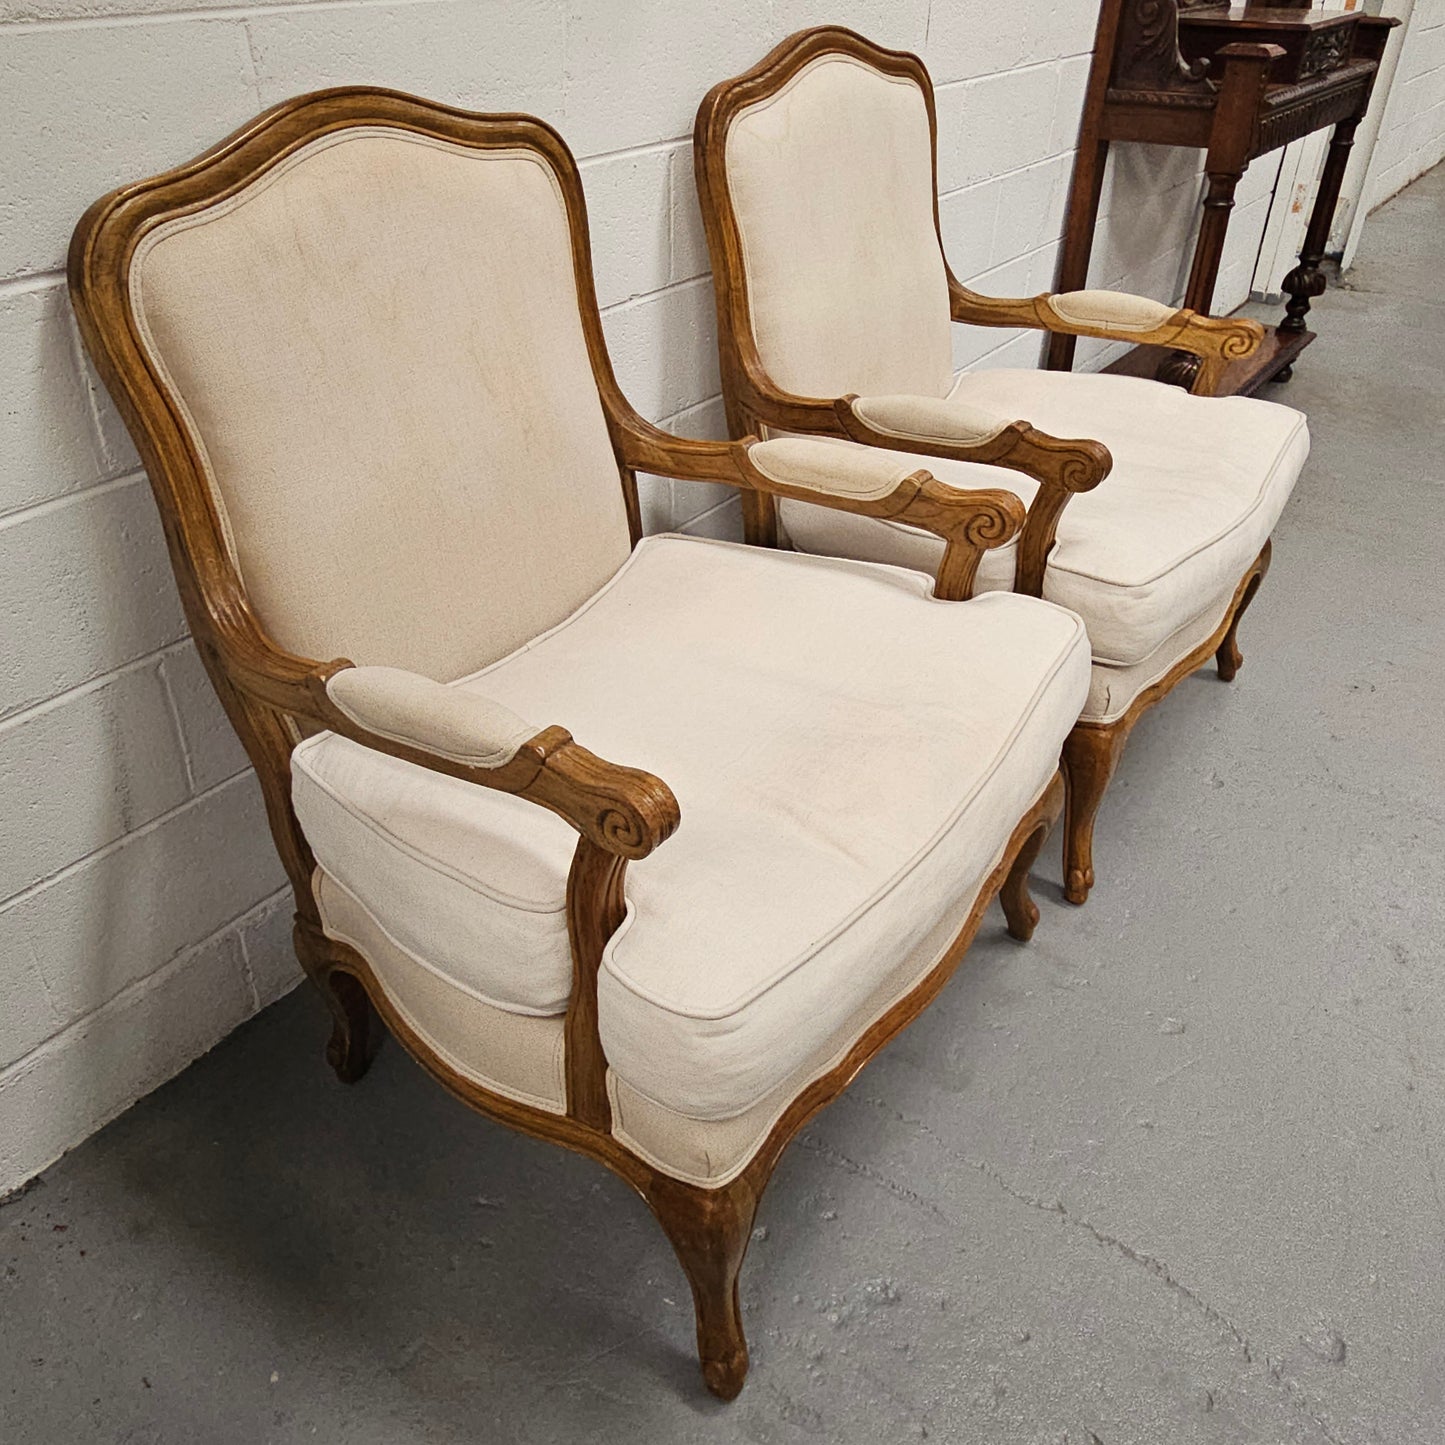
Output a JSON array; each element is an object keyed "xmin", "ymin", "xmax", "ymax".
[
  {"xmin": 1060, "ymin": 721, "xmax": 1130, "ymax": 907},
  {"xmin": 643, "ymin": 1171, "xmax": 761, "ymax": 1399},
  {"xmin": 294, "ymin": 913, "xmax": 379, "ymax": 1083}
]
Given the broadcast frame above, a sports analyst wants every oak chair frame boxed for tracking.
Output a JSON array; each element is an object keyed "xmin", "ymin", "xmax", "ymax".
[
  {"xmin": 694, "ymin": 25, "xmax": 1279, "ymax": 904},
  {"xmin": 69, "ymin": 87, "xmax": 1070, "ymax": 1399}
]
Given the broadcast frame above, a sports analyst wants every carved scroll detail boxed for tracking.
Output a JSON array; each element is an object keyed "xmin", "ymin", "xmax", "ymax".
[{"xmin": 1113, "ymin": 0, "xmax": 1212, "ymax": 91}]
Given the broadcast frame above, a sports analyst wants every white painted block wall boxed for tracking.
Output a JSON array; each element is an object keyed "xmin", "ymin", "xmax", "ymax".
[
  {"xmin": 1, "ymin": 0, "xmax": 1439, "ymax": 1195},
  {"xmin": 1368, "ymin": 0, "xmax": 1445, "ymax": 206}
]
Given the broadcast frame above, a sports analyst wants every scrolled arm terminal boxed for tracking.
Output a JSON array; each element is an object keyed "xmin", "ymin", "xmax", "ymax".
[
  {"xmin": 950, "ymin": 282, "xmax": 1265, "ymax": 396},
  {"xmin": 292, "ymin": 662, "xmax": 682, "ymax": 861},
  {"xmin": 833, "ymin": 393, "xmax": 1112, "ymax": 598},
  {"xmin": 743, "ymin": 435, "xmax": 1025, "ymax": 601}
]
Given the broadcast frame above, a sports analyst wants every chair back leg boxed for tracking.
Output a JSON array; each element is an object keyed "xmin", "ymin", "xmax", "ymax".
[{"xmin": 295, "ymin": 916, "xmax": 378, "ymax": 1084}]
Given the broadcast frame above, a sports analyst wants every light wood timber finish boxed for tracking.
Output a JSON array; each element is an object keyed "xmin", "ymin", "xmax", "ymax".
[
  {"xmin": 694, "ymin": 27, "xmax": 1294, "ymax": 904},
  {"xmin": 68, "ymin": 87, "xmax": 1060, "ymax": 1400}
]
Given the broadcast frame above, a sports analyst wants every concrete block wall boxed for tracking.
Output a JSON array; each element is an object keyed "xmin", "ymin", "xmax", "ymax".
[
  {"xmin": 1368, "ymin": 0, "xmax": 1445, "ymax": 208},
  {"xmin": 0, "ymin": 0, "xmax": 1434, "ymax": 1195}
]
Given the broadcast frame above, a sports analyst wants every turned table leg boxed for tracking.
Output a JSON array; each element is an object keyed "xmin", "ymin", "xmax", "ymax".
[
  {"xmin": 1280, "ymin": 116, "xmax": 1360, "ymax": 338},
  {"xmin": 1155, "ymin": 42, "xmax": 1280, "ymax": 389},
  {"xmin": 1156, "ymin": 165, "xmax": 1246, "ymax": 389}
]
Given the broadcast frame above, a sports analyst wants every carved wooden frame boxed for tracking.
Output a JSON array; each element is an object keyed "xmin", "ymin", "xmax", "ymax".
[
  {"xmin": 693, "ymin": 25, "xmax": 1264, "ymax": 587},
  {"xmin": 695, "ymin": 26, "xmax": 1281, "ymax": 903},
  {"xmin": 69, "ymin": 86, "xmax": 1065, "ymax": 1400}
]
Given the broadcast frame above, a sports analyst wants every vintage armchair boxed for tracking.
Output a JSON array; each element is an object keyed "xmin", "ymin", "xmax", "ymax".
[
  {"xmin": 69, "ymin": 89, "xmax": 1094, "ymax": 1399},
  {"xmin": 694, "ymin": 26, "xmax": 1311, "ymax": 904}
]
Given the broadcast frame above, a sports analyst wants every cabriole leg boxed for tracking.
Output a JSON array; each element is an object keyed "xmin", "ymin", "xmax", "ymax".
[
  {"xmin": 1060, "ymin": 723, "xmax": 1128, "ymax": 906},
  {"xmin": 644, "ymin": 1173, "xmax": 759, "ymax": 1400},
  {"xmin": 294, "ymin": 916, "xmax": 377, "ymax": 1084},
  {"xmin": 1001, "ymin": 772, "xmax": 1066, "ymax": 940}
]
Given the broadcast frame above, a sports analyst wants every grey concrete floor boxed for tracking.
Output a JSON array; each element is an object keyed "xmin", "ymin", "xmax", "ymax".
[{"xmin": 4, "ymin": 166, "xmax": 1444, "ymax": 1445}]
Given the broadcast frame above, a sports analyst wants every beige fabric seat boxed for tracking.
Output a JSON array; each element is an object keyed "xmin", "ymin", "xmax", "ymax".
[
  {"xmin": 295, "ymin": 535, "xmax": 1090, "ymax": 1165},
  {"xmin": 695, "ymin": 30, "xmax": 1312, "ymax": 908},
  {"xmin": 697, "ymin": 36, "xmax": 1310, "ymax": 733},
  {"xmin": 779, "ymin": 372, "xmax": 1309, "ymax": 715},
  {"xmin": 72, "ymin": 89, "xmax": 1095, "ymax": 1393}
]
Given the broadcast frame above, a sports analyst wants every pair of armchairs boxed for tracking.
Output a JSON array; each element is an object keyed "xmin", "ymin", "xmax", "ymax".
[{"xmin": 68, "ymin": 28, "xmax": 1306, "ymax": 1404}]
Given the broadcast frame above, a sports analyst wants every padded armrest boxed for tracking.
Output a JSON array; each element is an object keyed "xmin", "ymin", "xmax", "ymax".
[
  {"xmin": 950, "ymin": 280, "xmax": 1263, "ymax": 395},
  {"xmin": 326, "ymin": 666, "xmax": 540, "ymax": 769},
  {"xmin": 742, "ymin": 433, "xmax": 1025, "ymax": 602},
  {"xmin": 746, "ymin": 435, "xmax": 933, "ymax": 500},
  {"xmin": 847, "ymin": 394, "xmax": 1014, "ymax": 448},
  {"xmin": 1043, "ymin": 290, "xmax": 1179, "ymax": 334}
]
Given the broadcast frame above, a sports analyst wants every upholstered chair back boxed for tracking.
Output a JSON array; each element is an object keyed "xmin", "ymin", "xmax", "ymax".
[
  {"xmin": 720, "ymin": 52, "xmax": 955, "ymax": 403},
  {"xmin": 128, "ymin": 126, "xmax": 633, "ymax": 680}
]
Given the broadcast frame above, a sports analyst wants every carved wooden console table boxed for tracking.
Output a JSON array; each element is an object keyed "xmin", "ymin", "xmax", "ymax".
[{"xmin": 1048, "ymin": 1, "xmax": 1399, "ymax": 394}]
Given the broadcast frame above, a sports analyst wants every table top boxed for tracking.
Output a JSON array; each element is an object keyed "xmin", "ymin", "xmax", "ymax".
[{"xmin": 1181, "ymin": 5, "xmax": 1363, "ymax": 30}]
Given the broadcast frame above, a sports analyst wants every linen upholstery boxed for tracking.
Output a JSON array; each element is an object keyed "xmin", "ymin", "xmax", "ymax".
[
  {"xmin": 1085, "ymin": 580, "xmax": 1238, "ymax": 724},
  {"xmin": 850, "ymin": 393, "xmax": 1012, "ymax": 446},
  {"xmin": 715, "ymin": 43, "xmax": 1308, "ymax": 719},
  {"xmin": 318, "ymin": 819, "xmax": 1058, "ymax": 1187},
  {"xmin": 1046, "ymin": 289, "xmax": 1178, "ymax": 333},
  {"xmin": 130, "ymin": 128, "xmax": 632, "ymax": 681},
  {"xmin": 315, "ymin": 869, "xmax": 567, "ymax": 1112},
  {"xmin": 327, "ymin": 666, "xmax": 539, "ymax": 768},
  {"xmin": 607, "ymin": 808, "xmax": 1038, "ymax": 1186},
  {"xmin": 724, "ymin": 53, "xmax": 954, "ymax": 401},
  {"xmin": 747, "ymin": 435, "xmax": 934, "ymax": 499},
  {"xmin": 293, "ymin": 536, "xmax": 1090, "ymax": 1136},
  {"xmin": 780, "ymin": 370, "xmax": 1309, "ymax": 671}
]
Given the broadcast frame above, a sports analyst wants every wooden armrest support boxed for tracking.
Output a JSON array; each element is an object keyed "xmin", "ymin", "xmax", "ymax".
[
  {"xmin": 949, "ymin": 282, "xmax": 1264, "ymax": 396},
  {"xmin": 606, "ymin": 402, "xmax": 1023, "ymax": 600},
  {"xmin": 606, "ymin": 403, "xmax": 754, "ymax": 486},
  {"xmin": 211, "ymin": 612, "xmax": 678, "ymax": 861},
  {"xmin": 834, "ymin": 394, "xmax": 1111, "ymax": 597},
  {"xmin": 306, "ymin": 664, "xmax": 678, "ymax": 861},
  {"xmin": 743, "ymin": 436, "xmax": 1025, "ymax": 601}
]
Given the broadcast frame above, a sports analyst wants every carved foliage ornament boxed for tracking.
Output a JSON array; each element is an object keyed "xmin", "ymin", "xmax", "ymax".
[
  {"xmin": 1301, "ymin": 27, "xmax": 1352, "ymax": 80},
  {"xmin": 1113, "ymin": 0, "xmax": 1212, "ymax": 91}
]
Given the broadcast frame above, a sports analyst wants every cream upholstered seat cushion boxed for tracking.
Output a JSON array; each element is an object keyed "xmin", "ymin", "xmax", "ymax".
[
  {"xmin": 293, "ymin": 536, "xmax": 1090, "ymax": 1126},
  {"xmin": 780, "ymin": 370, "xmax": 1308, "ymax": 673}
]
